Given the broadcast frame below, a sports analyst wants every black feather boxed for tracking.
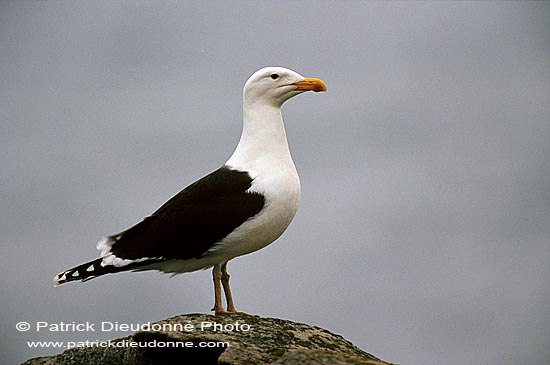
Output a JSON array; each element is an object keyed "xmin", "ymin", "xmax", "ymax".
[
  {"xmin": 54, "ymin": 257, "xmax": 163, "ymax": 285},
  {"xmin": 108, "ymin": 165, "xmax": 265, "ymax": 261}
]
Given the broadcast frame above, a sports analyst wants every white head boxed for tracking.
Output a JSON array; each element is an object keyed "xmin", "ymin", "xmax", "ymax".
[
  {"xmin": 227, "ymin": 67, "xmax": 326, "ymax": 170},
  {"xmin": 243, "ymin": 67, "xmax": 327, "ymax": 107}
]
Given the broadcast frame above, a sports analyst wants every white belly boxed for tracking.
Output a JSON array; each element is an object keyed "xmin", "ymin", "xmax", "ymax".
[{"xmin": 206, "ymin": 160, "xmax": 301, "ymax": 261}]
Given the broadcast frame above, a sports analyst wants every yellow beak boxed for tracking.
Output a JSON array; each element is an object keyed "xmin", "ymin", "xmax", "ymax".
[{"xmin": 292, "ymin": 77, "xmax": 327, "ymax": 92}]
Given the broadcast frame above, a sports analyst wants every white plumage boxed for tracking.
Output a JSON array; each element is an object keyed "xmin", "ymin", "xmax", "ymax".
[{"xmin": 54, "ymin": 67, "xmax": 326, "ymax": 315}]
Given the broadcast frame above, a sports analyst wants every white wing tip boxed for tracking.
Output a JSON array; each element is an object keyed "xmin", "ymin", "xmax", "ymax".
[{"xmin": 53, "ymin": 272, "xmax": 67, "ymax": 287}]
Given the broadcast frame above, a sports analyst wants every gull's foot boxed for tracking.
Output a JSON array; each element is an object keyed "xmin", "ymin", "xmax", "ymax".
[{"xmin": 213, "ymin": 309, "xmax": 250, "ymax": 316}]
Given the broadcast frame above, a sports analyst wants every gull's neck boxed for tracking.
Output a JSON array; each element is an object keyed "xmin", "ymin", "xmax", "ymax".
[{"xmin": 226, "ymin": 100, "xmax": 295, "ymax": 174}]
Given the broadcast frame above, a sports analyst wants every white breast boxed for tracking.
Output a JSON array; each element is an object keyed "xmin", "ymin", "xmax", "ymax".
[{"xmin": 206, "ymin": 156, "xmax": 301, "ymax": 261}]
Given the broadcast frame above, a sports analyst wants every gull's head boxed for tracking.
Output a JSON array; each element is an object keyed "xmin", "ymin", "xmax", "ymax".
[{"xmin": 244, "ymin": 67, "xmax": 327, "ymax": 107}]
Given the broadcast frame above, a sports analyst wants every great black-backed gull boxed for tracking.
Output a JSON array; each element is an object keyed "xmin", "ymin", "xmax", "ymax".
[{"xmin": 54, "ymin": 67, "xmax": 327, "ymax": 315}]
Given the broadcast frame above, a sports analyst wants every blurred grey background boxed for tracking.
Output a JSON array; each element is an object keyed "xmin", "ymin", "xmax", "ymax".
[{"xmin": 1, "ymin": 1, "xmax": 549, "ymax": 364}]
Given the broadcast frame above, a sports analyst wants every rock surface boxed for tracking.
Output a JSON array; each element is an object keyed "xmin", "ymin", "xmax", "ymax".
[{"xmin": 22, "ymin": 313, "xmax": 395, "ymax": 365}]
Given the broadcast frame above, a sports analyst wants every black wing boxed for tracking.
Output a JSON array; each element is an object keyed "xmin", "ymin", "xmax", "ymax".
[{"xmin": 108, "ymin": 166, "xmax": 265, "ymax": 261}]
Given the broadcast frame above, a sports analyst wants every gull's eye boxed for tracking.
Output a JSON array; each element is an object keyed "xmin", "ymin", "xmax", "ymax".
[{"xmin": 270, "ymin": 73, "xmax": 279, "ymax": 80}]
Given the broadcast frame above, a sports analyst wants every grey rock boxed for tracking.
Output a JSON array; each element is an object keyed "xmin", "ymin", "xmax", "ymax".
[{"xmin": 22, "ymin": 313, "xmax": 396, "ymax": 365}]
